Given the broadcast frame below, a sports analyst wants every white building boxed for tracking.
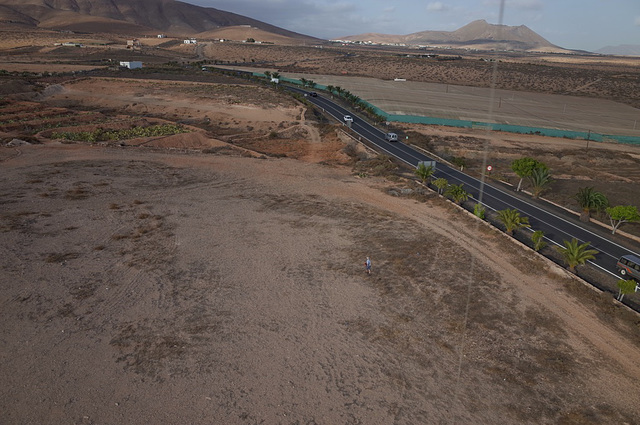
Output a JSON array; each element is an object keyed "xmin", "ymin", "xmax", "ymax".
[
  {"xmin": 184, "ymin": 39, "xmax": 197, "ymax": 44},
  {"xmin": 120, "ymin": 61, "xmax": 142, "ymax": 69}
]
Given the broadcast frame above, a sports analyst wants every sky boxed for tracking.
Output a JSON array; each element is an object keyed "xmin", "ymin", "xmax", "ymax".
[{"xmin": 187, "ymin": 0, "xmax": 640, "ymax": 52}]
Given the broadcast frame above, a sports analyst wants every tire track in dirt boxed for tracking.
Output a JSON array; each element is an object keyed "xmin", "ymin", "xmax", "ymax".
[
  {"xmin": 94, "ymin": 265, "xmax": 146, "ymax": 320},
  {"xmin": 402, "ymin": 199, "xmax": 640, "ymax": 383},
  {"xmin": 0, "ymin": 147, "xmax": 22, "ymax": 163}
]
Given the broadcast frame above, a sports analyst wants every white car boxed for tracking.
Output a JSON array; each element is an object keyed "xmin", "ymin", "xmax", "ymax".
[
  {"xmin": 384, "ymin": 132, "xmax": 398, "ymax": 142},
  {"xmin": 343, "ymin": 115, "xmax": 353, "ymax": 123}
]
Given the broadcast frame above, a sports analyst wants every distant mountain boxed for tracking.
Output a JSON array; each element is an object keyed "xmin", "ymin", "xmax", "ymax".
[
  {"xmin": 595, "ymin": 45, "xmax": 640, "ymax": 56},
  {"xmin": 0, "ymin": 0, "xmax": 319, "ymax": 43},
  {"xmin": 339, "ymin": 20, "xmax": 571, "ymax": 53}
]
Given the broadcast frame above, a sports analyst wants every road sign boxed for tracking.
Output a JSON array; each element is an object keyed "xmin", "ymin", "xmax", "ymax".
[{"xmin": 487, "ymin": 165, "xmax": 493, "ymax": 172}]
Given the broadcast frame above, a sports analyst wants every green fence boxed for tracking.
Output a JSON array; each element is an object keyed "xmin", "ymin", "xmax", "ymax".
[{"xmin": 255, "ymin": 73, "xmax": 640, "ymax": 146}]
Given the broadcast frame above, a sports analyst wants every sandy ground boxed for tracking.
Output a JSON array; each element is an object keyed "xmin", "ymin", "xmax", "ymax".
[
  {"xmin": 1, "ymin": 136, "xmax": 640, "ymax": 424},
  {"xmin": 1, "ymin": 45, "xmax": 640, "ymax": 423}
]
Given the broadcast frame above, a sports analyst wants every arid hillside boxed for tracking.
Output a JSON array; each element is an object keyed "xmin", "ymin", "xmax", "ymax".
[{"xmin": 0, "ymin": 0, "xmax": 319, "ymax": 41}]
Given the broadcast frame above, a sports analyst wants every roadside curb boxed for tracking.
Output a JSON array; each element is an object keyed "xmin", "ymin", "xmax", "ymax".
[
  {"xmin": 509, "ymin": 186, "xmax": 640, "ymax": 245},
  {"xmin": 436, "ymin": 185, "xmax": 604, "ymax": 295},
  {"xmin": 422, "ymin": 182, "xmax": 639, "ymax": 315},
  {"xmin": 410, "ymin": 143, "xmax": 640, "ymax": 246}
]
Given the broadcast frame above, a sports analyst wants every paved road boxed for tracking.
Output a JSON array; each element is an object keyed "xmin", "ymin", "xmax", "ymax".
[{"xmin": 290, "ymin": 86, "xmax": 640, "ymax": 280}]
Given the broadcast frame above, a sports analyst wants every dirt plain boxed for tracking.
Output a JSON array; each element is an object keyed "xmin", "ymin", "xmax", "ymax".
[{"xmin": 1, "ymin": 29, "xmax": 640, "ymax": 425}]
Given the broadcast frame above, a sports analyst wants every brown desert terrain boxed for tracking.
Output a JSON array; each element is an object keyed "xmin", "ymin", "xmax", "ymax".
[{"xmin": 1, "ymin": 29, "xmax": 640, "ymax": 424}]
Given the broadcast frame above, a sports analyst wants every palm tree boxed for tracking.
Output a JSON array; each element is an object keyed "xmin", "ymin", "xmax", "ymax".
[
  {"xmin": 414, "ymin": 163, "xmax": 434, "ymax": 184},
  {"xmin": 326, "ymin": 85, "xmax": 335, "ymax": 94},
  {"xmin": 511, "ymin": 157, "xmax": 547, "ymax": 192},
  {"xmin": 373, "ymin": 114, "xmax": 386, "ymax": 124},
  {"xmin": 433, "ymin": 178, "xmax": 448, "ymax": 195},
  {"xmin": 616, "ymin": 279, "xmax": 637, "ymax": 301},
  {"xmin": 444, "ymin": 183, "xmax": 469, "ymax": 204},
  {"xmin": 556, "ymin": 238, "xmax": 598, "ymax": 273},
  {"xmin": 271, "ymin": 71, "xmax": 280, "ymax": 79},
  {"xmin": 574, "ymin": 187, "xmax": 609, "ymax": 222},
  {"xmin": 473, "ymin": 203, "xmax": 486, "ymax": 219},
  {"xmin": 264, "ymin": 70, "xmax": 272, "ymax": 80},
  {"xmin": 497, "ymin": 209, "xmax": 530, "ymax": 236},
  {"xmin": 300, "ymin": 77, "xmax": 308, "ymax": 87},
  {"xmin": 528, "ymin": 166, "xmax": 552, "ymax": 198},
  {"xmin": 531, "ymin": 230, "xmax": 546, "ymax": 252},
  {"xmin": 451, "ymin": 157, "xmax": 467, "ymax": 171}
]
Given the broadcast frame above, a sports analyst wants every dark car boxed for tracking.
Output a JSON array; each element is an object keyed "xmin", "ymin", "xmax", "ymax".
[
  {"xmin": 309, "ymin": 92, "xmax": 318, "ymax": 97},
  {"xmin": 617, "ymin": 254, "xmax": 640, "ymax": 280}
]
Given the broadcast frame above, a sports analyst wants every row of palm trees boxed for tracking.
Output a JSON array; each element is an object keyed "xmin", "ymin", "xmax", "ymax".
[
  {"xmin": 263, "ymin": 71, "xmax": 389, "ymax": 125},
  {"xmin": 414, "ymin": 162, "xmax": 637, "ymax": 301},
  {"xmin": 265, "ymin": 72, "xmax": 386, "ymax": 124},
  {"xmin": 417, "ymin": 164, "xmax": 591, "ymax": 268},
  {"xmin": 510, "ymin": 157, "xmax": 640, "ymax": 234},
  {"xmin": 324, "ymin": 85, "xmax": 386, "ymax": 124}
]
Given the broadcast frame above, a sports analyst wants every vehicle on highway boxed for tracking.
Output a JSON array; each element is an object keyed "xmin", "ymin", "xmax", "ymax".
[
  {"xmin": 384, "ymin": 132, "xmax": 398, "ymax": 142},
  {"xmin": 343, "ymin": 115, "xmax": 353, "ymax": 123},
  {"xmin": 309, "ymin": 92, "xmax": 318, "ymax": 97},
  {"xmin": 616, "ymin": 254, "xmax": 640, "ymax": 280}
]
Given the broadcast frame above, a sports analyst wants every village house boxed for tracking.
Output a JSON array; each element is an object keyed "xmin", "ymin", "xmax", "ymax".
[
  {"xmin": 126, "ymin": 39, "xmax": 141, "ymax": 49},
  {"xmin": 119, "ymin": 61, "xmax": 142, "ymax": 69}
]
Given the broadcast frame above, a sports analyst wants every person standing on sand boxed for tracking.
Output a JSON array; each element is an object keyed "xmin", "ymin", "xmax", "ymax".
[{"xmin": 365, "ymin": 257, "xmax": 371, "ymax": 274}]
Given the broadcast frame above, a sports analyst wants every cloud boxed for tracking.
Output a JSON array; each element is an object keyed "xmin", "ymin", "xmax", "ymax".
[
  {"xmin": 189, "ymin": 0, "xmax": 360, "ymax": 38},
  {"xmin": 426, "ymin": 2, "xmax": 448, "ymax": 12},
  {"xmin": 507, "ymin": 0, "xmax": 543, "ymax": 10},
  {"xmin": 483, "ymin": 0, "xmax": 542, "ymax": 11}
]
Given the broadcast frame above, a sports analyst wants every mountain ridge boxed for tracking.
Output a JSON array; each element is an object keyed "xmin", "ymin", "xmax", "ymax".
[
  {"xmin": 339, "ymin": 20, "xmax": 571, "ymax": 53},
  {"xmin": 0, "ymin": 1, "xmax": 587, "ymax": 53},
  {"xmin": 0, "ymin": 0, "xmax": 319, "ymax": 42},
  {"xmin": 596, "ymin": 44, "xmax": 640, "ymax": 56}
]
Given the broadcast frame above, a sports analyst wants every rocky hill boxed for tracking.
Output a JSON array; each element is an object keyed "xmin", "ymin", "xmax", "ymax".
[
  {"xmin": 0, "ymin": 0, "xmax": 319, "ymax": 42},
  {"xmin": 340, "ymin": 20, "xmax": 571, "ymax": 53},
  {"xmin": 596, "ymin": 44, "xmax": 640, "ymax": 57}
]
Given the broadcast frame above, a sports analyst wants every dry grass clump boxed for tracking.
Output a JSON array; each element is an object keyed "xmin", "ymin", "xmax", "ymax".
[{"xmin": 45, "ymin": 252, "xmax": 80, "ymax": 263}]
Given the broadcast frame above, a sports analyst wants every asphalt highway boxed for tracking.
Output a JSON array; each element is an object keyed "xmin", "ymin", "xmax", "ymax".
[{"xmin": 290, "ymin": 86, "xmax": 640, "ymax": 280}]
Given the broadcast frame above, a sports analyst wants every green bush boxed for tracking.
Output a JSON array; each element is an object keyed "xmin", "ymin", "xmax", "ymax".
[{"xmin": 51, "ymin": 123, "xmax": 188, "ymax": 143}]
